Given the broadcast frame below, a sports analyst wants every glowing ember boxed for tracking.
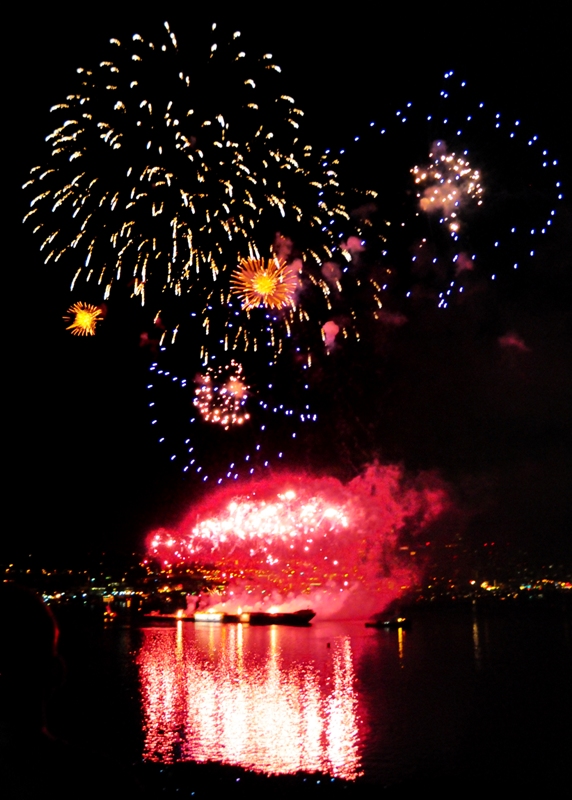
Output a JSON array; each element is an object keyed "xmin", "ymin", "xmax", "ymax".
[
  {"xmin": 230, "ymin": 257, "xmax": 298, "ymax": 310},
  {"xmin": 63, "ymin": 301, "xmax": 103, "ymax": 335},
  {"xmin": 194, "ymin": 360, "xmax": 250, "ymax": 429},
  {"xmin": 148, "ymin": 465, "xmax": 448, "ymax": 617}
]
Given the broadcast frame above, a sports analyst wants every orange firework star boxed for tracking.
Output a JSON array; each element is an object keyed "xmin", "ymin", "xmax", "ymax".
[
  {"xmin": 230, "ymin": 257, "xmax": 298, "ymax": 310},
  {"xmin": 63, "ymin": 302, "xmax": 104, "ymax": 336}
]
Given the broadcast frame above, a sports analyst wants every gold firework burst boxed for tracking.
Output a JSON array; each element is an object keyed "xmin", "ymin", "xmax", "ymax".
[
  {"xmin": 230, "ymin": 257, "xmax": 298, "ymax": 310},
  {"xmin": 63, "ymin": 302, "xmax": 104, "ymax": 336},
  {"xmin": 194, "ymin": 360, "xmax": 250, "ymax": 429}
]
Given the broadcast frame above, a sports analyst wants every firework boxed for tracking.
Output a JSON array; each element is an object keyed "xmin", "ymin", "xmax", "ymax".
[
  {"xmin": 63, "ymin": 301, "xmax": 103, "ymax": 335},
  {"xmin": 147, "ymin": 336, "xmax": 317, "ymax": 483},
  {"xmin": 330, "ymin": 70, "xmax": 564, "ymax": 309},
  {"xmin": 147, "ymin": 465, "xmax": 448, "ymax": 617},
  {"xmin": 23, "ymin": 19, "xmax": 346, "ymax": 348},
  {"xmin": 194, "ymin": 360, "xmax": 250, "ymax": 429},
  {"xmin": 230, "ymin": 257, "xmax": 298, "ymax": 310},
  {"xmin": 412, "ymin": 143, "xmax": 483, "ymax": 233}
]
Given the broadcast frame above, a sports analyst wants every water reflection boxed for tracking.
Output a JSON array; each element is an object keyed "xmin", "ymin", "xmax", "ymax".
[
  {"xmin": 471, "ymin": 610, "xmax": 482, "ymax": 668},
  {"xmin": 137, "ymin": 623, "xmax": 362, "ymax": 779},
  {"xmin": 397, "ymin": 626, "xmax": 405, "ymax": 662}
]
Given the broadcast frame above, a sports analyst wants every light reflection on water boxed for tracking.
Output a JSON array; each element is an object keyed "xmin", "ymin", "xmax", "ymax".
[
  {"xmin": 61, "ymin": 611, "xmax": 570, "ymax": 787},
  {"xmin": 137, "ymin": 621, "xmax": 364, "ymax": 779},
  {"xmin": 133, "ymin": 612, "xmax": 571, "ymax": 785}
]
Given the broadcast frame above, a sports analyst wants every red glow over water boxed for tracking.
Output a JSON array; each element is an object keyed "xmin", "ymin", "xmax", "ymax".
[{"xmin": 148, "ymin": 465, "xmax": 447, "ymax": 618}]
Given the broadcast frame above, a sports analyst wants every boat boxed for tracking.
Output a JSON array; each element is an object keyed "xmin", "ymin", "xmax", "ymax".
[
  {"xmin": 365, "ymin": 616, "xmax": 411, "ymax": 629},
  {"xmin": 246, "ymin": 609, "xmax": 315, "ymax": 626},
  {"xmin": 194, "ymin": 608, "xmax": 316, "ymax": 626},
  {"xmin": 144, "ymin": 608, "xmax": 317, "ymax": 626}
]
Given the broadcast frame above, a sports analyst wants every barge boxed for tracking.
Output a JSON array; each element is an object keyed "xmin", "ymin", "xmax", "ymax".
[{"xmin": 145, "ymin": 608, "xmax": 316, "ymax": 626}]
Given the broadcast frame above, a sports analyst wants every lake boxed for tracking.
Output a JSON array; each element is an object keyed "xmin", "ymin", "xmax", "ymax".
[{"xmin": 52, "ymin": 603, "xmax": 571, "ymax": 789}]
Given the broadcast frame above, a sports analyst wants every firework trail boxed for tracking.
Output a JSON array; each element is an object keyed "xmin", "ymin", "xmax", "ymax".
[{"xmin": 147, "ymin": 464, "xmax": 448, "ymax": 618}]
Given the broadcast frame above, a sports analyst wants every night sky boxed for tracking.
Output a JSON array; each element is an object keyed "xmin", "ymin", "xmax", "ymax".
[{"xmin": 8, "ymin": 8, "xmax": 571, "ymax": 563}]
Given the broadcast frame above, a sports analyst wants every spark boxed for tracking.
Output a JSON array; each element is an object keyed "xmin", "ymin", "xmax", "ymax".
[
  {"xmin": 147, "ymin": 465, "xmax": 448, "ymax": 617},
  {"xmin": 230, "ymin": 257, "xmax": 298, "ymax": 310},
  {"xmin": 24, "ymin": 18, "xmax": 347, "ymax": 348},
  {"xmin": 194, "ymin": 360, "xmax": 251, "ymax": 429},
  {"xmin": 63, "ymin": 301, "xmax": 103, "ymax": 335},
  {"xmin": 412, "ymin": 143, "xmax": 483, "ymax": 233}
]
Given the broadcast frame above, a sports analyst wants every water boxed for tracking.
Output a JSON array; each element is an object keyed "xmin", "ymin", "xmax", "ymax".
[
  {"xmin": 138, "ymin": 621, "xmax": 363, "ymax": 778},
  {"xmin": 52, "ymin": 605, "xmax": 572, "ymax": 787}
]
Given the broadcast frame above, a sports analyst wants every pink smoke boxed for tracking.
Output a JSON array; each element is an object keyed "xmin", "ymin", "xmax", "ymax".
[
  {"xmin": 322, "ymin": 320, "xmax": 340, "ymax": 350},
  {"xmin": 498, "ymin": 331, "xmax": 530, "ymax": 352}
]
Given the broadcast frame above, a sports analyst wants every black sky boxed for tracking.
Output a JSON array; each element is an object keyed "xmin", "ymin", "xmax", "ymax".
[{"xmin": 8, "ymin": 8, "xmax": 571, "ymax": 563}]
